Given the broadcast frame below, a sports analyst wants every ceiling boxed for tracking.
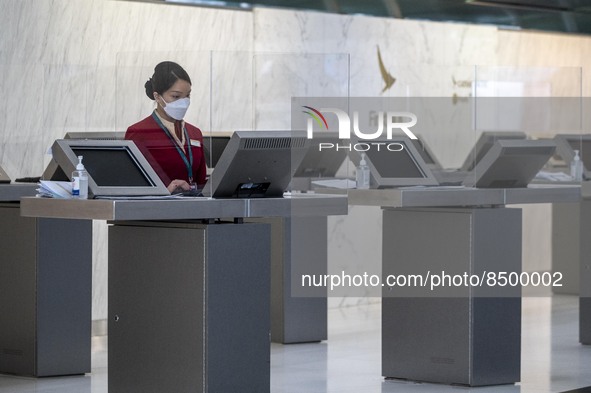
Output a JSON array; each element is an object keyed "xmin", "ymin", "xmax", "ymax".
[{"xmin": 164, "ymin": 0, "xmax": 591, "ymax": 35}]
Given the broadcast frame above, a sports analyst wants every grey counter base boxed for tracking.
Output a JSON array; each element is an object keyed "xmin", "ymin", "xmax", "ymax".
[
  {"xmin": 381, "ymin": 207, "xmax": 522, "ymax": 386},
  {"xmin": 581, "ymin": 200, "xmax": 591, "ymax": 345},
  {"xmin": 108, "ymin": 221, "xmax": 271, "ymax": 393},
  {"xmin": 581, "ymin": 298, "xmax": 591, "ymax": 345},
  {"xmin": 0, "ymin": 204, "xmax": 92, "ymax": 377},
  {"xmin": 552, "ymin": 202, "xmax": 581, "ymax": 295},
  {"xmin": 249, "ymin": 217, "xmax": 328, "ymax": 344}
]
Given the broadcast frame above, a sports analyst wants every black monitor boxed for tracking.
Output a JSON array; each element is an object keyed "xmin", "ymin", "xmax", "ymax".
[
  {"xmin": 0, "ymin": 165, "xmax": 10, "ymax": 184},
  {"xmin": 64, "ymin": 131, "xmax": 126, "ymax": 140},
  {"xmin": 203, "ymin": 134, "xmax": 232, "ymax": 169},
  {"xmin": 554, "ymin": 134, "xmax": 591, "ymax": 179},
  {"xmin": 51, "ymin": 139, "xmax": 169, "ymax": 198},
  {"xmin": 293, "ymin": 132, "xmax": 347, "ymax": 178},
  {"xmin": 203, "ymin": 131, "xmax": 309, "ymax": 198},
  {"xmin": 463, "ymin": 139, "xmax": 556, "ymax": 188},
  {"xmin": 349, "ymin": 137, "xmax": 439, "ymax": 188},
  {"xmin": 461, "ymin": 131, "xmax": 527, "ymax": 172}
]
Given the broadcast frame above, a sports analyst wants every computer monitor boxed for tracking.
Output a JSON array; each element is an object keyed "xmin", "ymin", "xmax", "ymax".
[
  {"xmin": 293, "ymin": 132, "xmax": 347, "ymax": 178},
  {"xmin": 461, "ymin": 131, "xmax": 527, "ymax": 172},
  {"xmin": 64, "ymin": 131, "xmax": 126, "ymax": 140},
  {"xmin": 554, "ymin": 134, "xmax": 591, "ymax": 179},
  {"xmin": 0, "ymin": 165, "xmax": 10, "ymax": 184},
  {"xmin": 203, "ymin": 130, "xmax": 309, "ymax": 198},
  {"xmin": 50, "ymin": 139, "xmax": 169, "ymax": 198},
  {"xmin": 43, "ymin": 131, "xmax": 127, "ymax": 181},
  {"xmin": 202, "ymin": 134, "xmax": 232, "ymax": 169},
  {"xmin": 349, "ymin": 137, "xmax": 439, "ymax": 188},
  {"xmin": 463, "ymin": 139, "xmax": 556, "ymax": 188}
]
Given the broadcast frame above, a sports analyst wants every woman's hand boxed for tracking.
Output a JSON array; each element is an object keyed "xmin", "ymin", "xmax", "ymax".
[{"xmin": 167, "ymin": 179, "xmax": 191, "ymax": 193}]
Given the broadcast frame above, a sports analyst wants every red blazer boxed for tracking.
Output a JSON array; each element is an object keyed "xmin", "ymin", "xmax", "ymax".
[{"xmin": 126, "ymin": 114, "xmax": 207, "ymax": 187}]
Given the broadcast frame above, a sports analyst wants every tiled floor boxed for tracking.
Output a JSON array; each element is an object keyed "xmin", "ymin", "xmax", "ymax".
[{"xmin": 0, "ymin": 295, "xmax": 590, "ymax": 393}]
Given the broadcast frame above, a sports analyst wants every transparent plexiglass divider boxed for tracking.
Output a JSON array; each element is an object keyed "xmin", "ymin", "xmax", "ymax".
[
  {"xmin": 215, "ymin": 52, "xmax": 351, "ymax": 299},
  {"xmin": 472, "ymin": 66, "xmax": 584, "ymax": 186},
  {"xmin": 208, "ymin": 51, "xmax": 350, "ymax": 203}
]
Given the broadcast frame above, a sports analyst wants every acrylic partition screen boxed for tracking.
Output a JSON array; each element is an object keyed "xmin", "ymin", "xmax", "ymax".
[
  {"xmin": 348, "ymin": 64, "xmax": 481, "ymax": 172},
  {"xmin": 474, "ymin": 66, "xmax": 583, "ymax": 132},
  {"xmin": 210, "ymin": 52, "xmax": 351, "ymax": 300},
  {"xmin": 471, "ymin": 66, "xmax": 583, "ymax": 184},
  {"xmin": 208, "ymin": 52, "xmax": 350, "ymax": 199}
]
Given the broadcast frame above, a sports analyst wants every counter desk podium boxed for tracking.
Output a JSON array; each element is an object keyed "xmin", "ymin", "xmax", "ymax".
[
  {"xmin": 322, "ymin": 184, "xmax": 579, "ymax": 387},
  {"xmin": 580, "ymin": 181, "xmax": 591, "ymax": 345},
  {"xmin": 548, "ymin": 180, "xmax": 591, "ymax": 344},
  {"xmin": 20, "ymin": 194, "xmax": 347, "ymax": 393},
  {"xmin": 0, "ymin": 183, "xmax": 92, "ymax": 377}
]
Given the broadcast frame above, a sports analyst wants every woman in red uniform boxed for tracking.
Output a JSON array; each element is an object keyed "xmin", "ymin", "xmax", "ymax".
[{"xmin": 126, "ymin": 61, "xmax": 206, "ymax": 193}]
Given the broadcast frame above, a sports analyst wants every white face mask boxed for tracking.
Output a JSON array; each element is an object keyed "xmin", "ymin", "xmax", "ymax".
[{"xmin": 159, "ymin": 96, "xmax": 190, "ymax": 121}]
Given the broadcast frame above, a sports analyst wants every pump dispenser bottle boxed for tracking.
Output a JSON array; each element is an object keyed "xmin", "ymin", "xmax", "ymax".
[
  {"xmin": 72, "ymin": 155, "xmax": 89, "ymax": 199},
  {"xmin": 356, "ymin": 153, "xmax": 370, "ymax": 189},
  {"xmin": 571, "ymin": 149, "xmax": 584, "ymax": 182}
]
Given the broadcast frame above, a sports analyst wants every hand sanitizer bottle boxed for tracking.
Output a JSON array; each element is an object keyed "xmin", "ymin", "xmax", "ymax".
[
  {"xmin": 356, "ymin": 153, "xmax": 370, "ymax": 189},
  {"xmin": 72, "ymin": 155, "xmax": 89, "ymax": 199},
  {"xmin": 571, "ymin": 149, "xmax": 584, "ymax": 182}
]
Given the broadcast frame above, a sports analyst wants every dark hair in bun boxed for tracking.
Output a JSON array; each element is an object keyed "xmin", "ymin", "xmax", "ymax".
[{"xmin": 145, "ymin": 61, "xmax": 192, "ymax": 100}]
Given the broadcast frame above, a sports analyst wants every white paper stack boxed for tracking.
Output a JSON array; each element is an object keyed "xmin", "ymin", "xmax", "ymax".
[{"xmin": 37, "ymin": 180, "xmax": 73, "ymax": 199}]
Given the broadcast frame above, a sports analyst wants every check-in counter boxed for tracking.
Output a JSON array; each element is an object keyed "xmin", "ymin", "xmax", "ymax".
[
  {"xmin": 20, "ymin": 194, "xmax": 347, "ymax": 393},
  {"xmin": 0, "ymin": 184, "xmax": 92, "ymax": 377},
  {"xmin": 322, "ymin": 184, "xmax": 579, "ymax": 386},
  {"xmin": 550, "ymin": 181, "xmax": 591, "ymax": 344},
  {"xmin": 551, "ymin": 183, "xmax": 585, "ymax": 295},
  {"xmin": 580, "ymin": 182, "xmax": 591, "ymax": 345}
]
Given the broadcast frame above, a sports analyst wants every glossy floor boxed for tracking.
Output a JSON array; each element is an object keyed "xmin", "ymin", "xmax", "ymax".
[{"xmin": 0, "ymin": 295, "xmax": 589, "ymax": 393}]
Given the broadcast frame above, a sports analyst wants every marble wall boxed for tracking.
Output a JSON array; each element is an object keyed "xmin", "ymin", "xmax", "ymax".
[
  {"xmin": 2, "ymin": 0, "xmax": 591, "ymax": 319},
  {"xmin": 0, "ymin": 0, "xmax": 253, "ymax": 320}
]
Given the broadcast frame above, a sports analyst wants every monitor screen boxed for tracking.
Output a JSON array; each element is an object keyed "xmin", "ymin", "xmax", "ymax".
[
  {"xmin": 71, "ymin": 147, "xmax": 152, "ymax": 187},
  {"xmin": 463, "ymin": 139, "xmax": 556, "ymax": 188},
  {"xmin": 365, "ymin": 144, "xmax": 425, "ymax": 178},
  {"xmin": 349, "ymin": 137, "xmax": 439, "ymax": 188},
  {"xmin": 203, "ymin": 131, "xmax": 309, "ymax": 198},
  {"xmin": 51, "ymin": 139, "xmax": 169, "ymax": 198},
  {"xmin": 293, "ymin": 133, "xmax": 347, "ymax": 178},
  {"xmin": 203, "ymin": 135, "xmax": 232, "ymax": 169},
  {"xmin": 461, "ymin": 131, "xmax": 527, "ymax": 172}
]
